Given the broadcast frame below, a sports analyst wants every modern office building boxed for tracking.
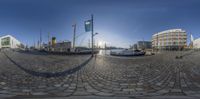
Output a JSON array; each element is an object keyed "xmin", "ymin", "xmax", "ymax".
[
  {"xmin": 133, "ymin": 41, "xmax": 152, "ymax": 50},
  {"xmin": 152, "ymin": 29, "xmax": 187, "ymax": 50},
  {"xmin": 0, "ymin": 35, "xmax": 22, "ymax": 49},
  {"xmin": 137, "ymin": 41, "xmax": 152, "ymax": 50}
]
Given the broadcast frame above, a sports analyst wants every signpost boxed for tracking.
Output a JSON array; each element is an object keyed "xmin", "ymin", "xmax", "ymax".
[{"xmin": 85, "ymin": 14, "xmax": 94, "ymax": 57}]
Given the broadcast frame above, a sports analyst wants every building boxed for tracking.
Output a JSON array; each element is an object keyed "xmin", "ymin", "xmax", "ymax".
[
  {"xmin": 52, "ymin": 41, "xmax": 71, "ymax": 52},
  {"xmin": 133, "ymin": 44, "xmax": 138, "ymax": 50},
  {"xmin": 137, "ymin": 41, "xmax": 152, "ymax": 50},
  {"xmin": 193, "ymin": 38, "xmax": 200, "ymax": 49},
  {"xmin": 0, "ymin": 35, "xmax": 22, "ymax": 49},
  {"xmin": 152, "ymin": 29, "xmax": 187, "ymax": 50}
]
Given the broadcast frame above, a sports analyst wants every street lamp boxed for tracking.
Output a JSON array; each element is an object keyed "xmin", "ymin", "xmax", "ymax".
[
  {"xmin": 93, "ymin": 32, "xmax": 98, "ymax": 36},
  {"xmin": 92, "ymin": 32, "xmax": 99, "ymax": 56}
]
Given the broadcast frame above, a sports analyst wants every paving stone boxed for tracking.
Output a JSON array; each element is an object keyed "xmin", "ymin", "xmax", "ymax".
[
  {"xmin": 0, "ymin": 82, "xmax": 6, "ymax": 85},
  {"xmin": 86, "ymin": 87, "xmax": 100, "ymax": 93},
  {"xmin": 62, "ymin": 90, "xmax": 73, "ymax": 94},
  {"xmin": 53, "ymin": 92, "xmax": 72, "ymax": 96},
  {"xmin": 0, "ymin": 94, "xmax": 16, "ymax": 98},
  {"xmin": 73, "ymin": 90, "xmax": 91, "ymax": 96},
  {"xmin": 63, "ymin": 84, "xmax": 69, "ymax": 88},
  {"xmin": 31, "ymin": 92, "xmax": 48, "ymax": 95},
  {"xmin": 171, "ymin": 89, "xmax": 182, "ymax": 93},
  {"xmin": 22, "ymin": 89, "xmax": 31, "ymax": 93},
  {"xmin": 156, "ymin": 89, "xmax": 169, "ymax": 94},
  {"xmin": 0, "ymin": 90, "xmax": 11, "ymax": 94},
  {"xmin": 1, "ymin": 50, "xmax": 200, "ymax": 98},
  {"xmin": 95, "ymin": 92, "xmax": 114, "ymax": 96},
  {"xmin": 135, "ymin": 88, "xmax": 144, "ymax": 91},
  {"xmin": 123, "ymin": 88, "xmax": 135, "ymax": 92}
]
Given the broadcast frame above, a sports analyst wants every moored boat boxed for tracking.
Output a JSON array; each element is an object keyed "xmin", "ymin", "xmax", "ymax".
[{"xmin": 110, "ymin": 49, "xmax": 145, "ymax": 56}]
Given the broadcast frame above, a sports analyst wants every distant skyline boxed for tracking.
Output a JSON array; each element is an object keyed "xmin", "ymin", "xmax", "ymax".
[{"xmin": 0, "ymin": 0, "xmax": 200, "ymax": 48}]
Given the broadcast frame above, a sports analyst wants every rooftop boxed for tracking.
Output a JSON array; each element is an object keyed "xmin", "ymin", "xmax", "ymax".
[{"xmin": 153, "ymin": 29, "xmax": 186, "ymax": 36}]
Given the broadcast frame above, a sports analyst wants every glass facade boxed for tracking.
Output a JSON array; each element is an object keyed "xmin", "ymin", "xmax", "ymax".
[{"xmin": 1, "ymin": 37, "xmax": 10, "ymax": 46}]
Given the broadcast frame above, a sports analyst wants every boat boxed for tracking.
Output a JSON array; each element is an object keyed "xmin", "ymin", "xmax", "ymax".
[
  {"xmin": 110, "ymin": 49, "xmax": 145, "ymax": 56},
  {"xmin": 74, "ymin": 47, "xmax": 99, "ymax": 54}
]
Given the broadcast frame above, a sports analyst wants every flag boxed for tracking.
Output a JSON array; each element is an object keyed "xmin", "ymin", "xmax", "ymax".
[{"xmin": 85, "ymin": 20, "xmax": 92, "ymax": 32}]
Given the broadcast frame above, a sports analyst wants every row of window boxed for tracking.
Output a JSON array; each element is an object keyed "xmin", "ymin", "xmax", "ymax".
[
  {"xmin": 153, "ymin": 36, "xmax": 187, "ymax": 39},
  {"xmin": 1, "ymin": 37, "xmax": 10, "ymax": 46},
  {"xmin": 153, "ymin": 42, "xmax": 186, "ymax": 46},
  {"xmin": 154, "ymin": 32, "xmax": 186, "ymax": 36},
  {"xmin": 152, "ymin": 39, "xmax": 187, "ymax": 43}
]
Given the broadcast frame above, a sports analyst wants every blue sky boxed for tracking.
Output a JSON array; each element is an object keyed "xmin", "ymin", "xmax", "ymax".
[{"xmin": 0, "ymin": 0, "xmax": 200, "ymax": 48}]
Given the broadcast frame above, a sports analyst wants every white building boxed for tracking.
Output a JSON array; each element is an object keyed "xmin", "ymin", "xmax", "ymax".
[
  {"xmin": 193, "ymin": 38, "xmax": 200, "ymax": 49},
  {"xmin": 0, "ymin": 35, "xmax": 22, "ymax": 49},
  {"xmin": 152, "ymin": 29, "xmax": 187, "ymax": 50}
]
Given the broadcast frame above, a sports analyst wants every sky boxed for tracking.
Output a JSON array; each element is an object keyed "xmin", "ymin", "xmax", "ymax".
[{"xmin": 0, "ymin": 0, "xmax": 200, "ymax": 48}]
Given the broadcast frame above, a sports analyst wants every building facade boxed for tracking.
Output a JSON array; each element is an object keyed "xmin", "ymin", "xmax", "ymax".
[
  {"xmin": 152, "ymin": 29, "xmax": 187, "ymax": 50},
  {"xmin": 133, "ymin": 41, "xmax": 152, "ymax": 50},
  {"xmin": 137, "ymin": 41, "xmax": 152, "ymax": 50},
  {"xmin": 52, "ymin": 41, "xmax": 71, "ymax": 52},
  {"xmin": 193, "ymin": 38, "xmax": 200, "ymax": 49},
  {"xmin": 0, "ymin": 35, "xmax": 22, "ymax": 49}
]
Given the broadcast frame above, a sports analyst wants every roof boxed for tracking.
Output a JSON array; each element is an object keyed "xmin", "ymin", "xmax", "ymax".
[
  {"xmin": 137, "ymin": 41, "xmax": 151, "ymax": 43},
  {"xmin": 0, "ymin": 35, "xmax": 21, "ymax": 43},
  {"xmin": 193, "ymin": 38, "xmax": 200, "ymax": 43},
  {"xmin": 153, "ymin": 29, "xmax": 186, "ymax": 36},
  {"xmin": 0, "ymin": 35, "xmax": 12, "ymax": 38}
]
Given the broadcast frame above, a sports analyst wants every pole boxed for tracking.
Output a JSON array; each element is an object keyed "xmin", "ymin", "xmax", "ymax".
[
  {"xmin": 105, "ymin": 42, "xmax": 106, "ymax": 55},
  {"xmin": 88, "ymin": 39, "xmax": 90, "ymax": 48},
  {"xmin": 142, "ymin": 38, "xmax": 144, "ymax": 50},
  {"xmin": 48, "ymin": 32, "xmax": 50, "ymax": 51},
  {"xmin": 37, "ymin": 40, "xmax": 39, "ymax": 49},
  {"xmin": 91, "ymin": 14, "xmax": 94, "ymax": 57},
  {"xmin": 72, "ymin": 24, "xmax": 76, "ymax": 49},
  {"xmin": 40, "ymin": 29, "xmax": 42, "ymax": 50}
]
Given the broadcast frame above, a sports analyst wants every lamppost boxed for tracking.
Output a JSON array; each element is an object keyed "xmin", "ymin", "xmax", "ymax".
[
  {"xmin": 72, "ymin": 24, "xmax": 76, "ymax": 49},
  {"xmin": 93, "ymin": 32, "xmax": 98, "ymax": 37},
  {"xmin": 92, "ymin": 32, "xmax": 98, "ymax": 56}
]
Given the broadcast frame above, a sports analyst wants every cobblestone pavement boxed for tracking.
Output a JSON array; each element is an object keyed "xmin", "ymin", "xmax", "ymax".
[{"xmin": 0, "ymin": 50, "xmax": 200, "ymax": 99}]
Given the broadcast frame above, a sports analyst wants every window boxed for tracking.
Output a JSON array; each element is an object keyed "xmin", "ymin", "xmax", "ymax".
[{"xmin": 1, "ymin": 37, "xmax": 10, "ymax": 46}]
